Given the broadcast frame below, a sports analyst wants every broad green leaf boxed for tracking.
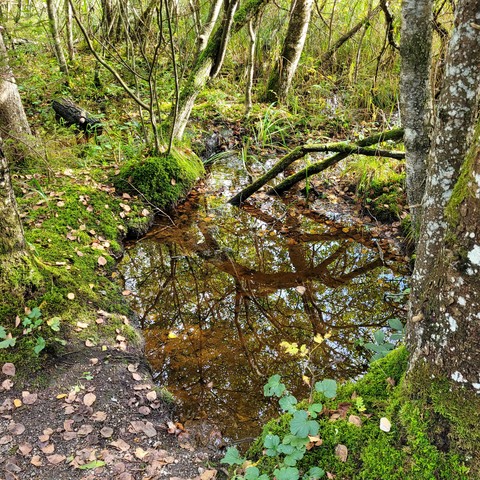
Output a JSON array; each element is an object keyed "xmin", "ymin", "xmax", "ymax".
[
  {"xmin": 315, "ymin": 379, "xmax": 337, "ymax": 399},
  {"xmin": 220, "ymin": 446, "xmax": 245, "ymax": 466},
  {"xmin": 264, "ymin": 374, "xmax": 286, "ymax": 397},
  {"xmin": 264, "ymin": 434, "xmax": 280, "ymax": 456},
  {"xmin": 364, "ymin": 342, "xmax": 388, "ymax": 353},
  {"xmin": 0, "ymin": 337, "xmax": 16, "ymax": 349},
  {"xmin": 282, "ymin": 434, "xmax": 309, "ymax": 448},
  {"xmin": 374, "ymin": 330, "xmax": 385, "ymax": 344},
  {"xmin": 33, "ymin": 337, "xmax": 46, "ymax": 355},
  {"xmin": 0, "ymin": 326, "xmax": 6, "ymax": 338},
  {"xmin": 273, "ymin": 467, "xmax": 300, "ymax": 480},
  {"xmin": 390, "ymin": 333, "xmax": 404, "ymax": 342},
  {"xmin": 304, "ymin": 466, "xmax": 325, "ymax": 479},
  {"xmin": 29, "ymin": 307, "xmax": 42, "ymax": 319},
  {"xmin": 279, "ymin": 394, "xmax": 298, "ymax": 413},
  {"xmin": 245, "ymin": 466, "xmax": 260, "ymax": 480},
  {"xmin": 388, "ymin": 318, "xmax": 404, "ymax": 331},
  {"xmin": 307, "ymin": 403, "xmax": 323, "ymax": 418},
  {"xmin": 284, "ymin": 448, "xmax": 305, "ymax": 466},
  {"xmin": 47, "ymin": 317, "xmax": 61, "ymax": 332},
  {"xmin": 278, "ymin": 444, "xmax": 295, "ymax": 455},
  {"xmin": 290, "ymin": 411, "xmax": 319, "ymax": 438},
  {"xmin": 78, "ymin": 460, "xmax": 106, "ymax": 470}
]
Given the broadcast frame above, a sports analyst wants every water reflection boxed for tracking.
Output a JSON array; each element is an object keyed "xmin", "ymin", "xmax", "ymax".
[{"xmin": 119, "ymin": 156, "xmax": 407, "ymax": 443}]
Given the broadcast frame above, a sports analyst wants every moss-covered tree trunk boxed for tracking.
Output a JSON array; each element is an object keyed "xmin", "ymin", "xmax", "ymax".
[
  {"xmin": 404, "ymin": 0, "xmax": 480, "ymax": 470},
  {"xmin": 265, "ymin": 0, "xmax": 314, "ymax": 103},
  {"xmin": 0, "ymin": 31, "xmax": 32, "ymax": 142},
  {"xmin": 0, "ymin": 151, "xmax": 25, "ymax": 256},
  {"xmin": 171, "ymin": 0, "xmax": 268, "ymax": 141},
  {"xmin": 399, "ymin": 0, "xmax": 433, "ymax": 235}
]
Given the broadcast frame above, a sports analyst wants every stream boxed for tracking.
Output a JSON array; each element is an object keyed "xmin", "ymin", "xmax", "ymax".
[{"xmin": 119, "ymin": 151, "xmax": 408, "ymax": 447}]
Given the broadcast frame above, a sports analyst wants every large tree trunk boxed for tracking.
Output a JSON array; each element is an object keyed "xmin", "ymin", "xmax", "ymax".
[
  {"xmin": 265, "ymin": 0, "xmax": 314, "ymax": 103},
  {"xmin": 0, "ymin": 31, "xmax": 32, "ymax": 142},
  {"xmin": 0, "ymin": 148, "xmax": 25, "ymax": 256},
  {"xmin": 399, "ymin": 0, "xmax": 433, "ymax": 235},
  {"xmin": 407, "ymin": 0, "xmax": 480, "ymax": 380}
]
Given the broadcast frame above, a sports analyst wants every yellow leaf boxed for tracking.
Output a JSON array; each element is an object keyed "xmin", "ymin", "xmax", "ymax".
[
  {"xmin": 302, "ymin": 375, "xmax": 311, "ymax": 386},
  {"xmin": 168, "ymin": 332, "xmax": 178, "ymax": 339},
  {"xmin": 313, "ymin": 333, "xmax": 324, "ymax": 344},
  {"xmin": 14, "ymin": 399, "xmax": 22, "ymax": 408},
  {"xmin": 56, "ymin": 393, "xmax": 67, "ymax": 399}
]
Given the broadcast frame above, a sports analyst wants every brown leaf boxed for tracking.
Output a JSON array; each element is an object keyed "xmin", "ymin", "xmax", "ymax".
[
  {"xmin": 134, "ymin": 447, "xmax": 149, "ymax": 460},
  {"xmin": 78, "ymin": 424, "xmax": 94, "ymax": 436},
  {"xmin": 100, "ymin": 427, "xmax": 114, "ymax": 438},
  {"xmin": 85, "ymin": 339, "xmax": 96, "ymax": 347},
  {"xmin": 63, "ymin": 432, "xmax": 77, "ymax": 441},
  {"xmin": 22, "ymin": 391, "xmax": 38, "ymax": 405},
  {"xmin": 83, "ymin": 392, "xmax": 96, "ymax": 406},
  {"xmin": 146, "ymin": 390, "xmax": 157, "ymax": 402},
  {"xmin": 2, "ymin": 379, "xmax": 14, "ymax": 390},
  {"xmin": 122, "ymin": 290, "xmax": 132, "ymax": 296},
  {"xmin": 110, "ymin": 438, "xmax": 130, "ymax": 451},
  {"xmin": 97, "ymin": 256, "xmax": 107, "ymax": 266},
  {"xmin": 335, "ymin": 444, "xmax": 348, "ymax": 462},
  {"xmin": 8, "ymin": 423, "xmax": 25, "ymax": 435},
  {"xmin": 41, "ymin": 444, "xmax": 55, "ymax": 454},
  {"xmin": 91, "ymin": 411, "xmax": 107, "ymax": 422},
  {"xmin": 127, "ymin": 363, "xmax": 138, "ymax": 372},
  {"xmin": 2, "ymin": 363, "xmax": 16, "ymax": 376},
  {"xmin": 0, "ymin": 435, "xmax": 13, "ymax": 445},
  {"xmin": 138, "ymin": 406, "xmax": 151, "ymax": 416},
  {"xmin": 47, "ymin": 454, "xmax": 66, "ymax": 465},
  {"xmin": 131, "ymin": 372, "xmax": 142, "ymax": 381},
  {"xmin": 18, "ymin": 442, "xmax": 33, "ymax": 456},
  {"xmin": 348, "ymin": 415, "xmax": 362, "ymax": 427},
  {"xmin": 200, "ymin": 469, "xmax": 218, "ymax": 480},
  {"xmin": 31, "ymin": 455, "xmax": 43, "ymax": 467}
]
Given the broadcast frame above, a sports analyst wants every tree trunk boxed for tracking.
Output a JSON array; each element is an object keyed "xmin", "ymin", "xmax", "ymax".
[
  {"xmin": 47, "ymin": 0, "xmax": 69, "ymax": 75},
  {"xmin": 195, "ymin": 0, "xmax": 224, "ymax": 59},
  {"xmin": 407, "ymin": 0, "xmax": 480, "ymax": 384},
  {"xmin": 0, "ymin": 30, "xmax": 32, "ymax": 147},
  {"xmin": 399, "ymin": 0, "xmax": 433, "ymax": 236},
  {"xmin": 245, "ymin": 14, "xmax": 260, "ymax": 115},
  {"xmin": 171, "ymin": 0, "xmax": 268, "ymax": 141},
  {"xmin": 265, "ymin": 0, "xmax": 314, "ymax": 103},
  {"xmin": 0, "ymin": 148, "xmax": 25, "ymax": 256}
]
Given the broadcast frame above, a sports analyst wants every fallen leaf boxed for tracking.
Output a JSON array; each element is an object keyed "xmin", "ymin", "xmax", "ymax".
[
  {"xmin": 8, "ymin": 423, "xmax": 25, "ymax": 435},
  {"xmin": 2, "ymin": 363, "xmax": 16, "ymax": 376},
  {"xmin": 67, "ymin": 293, "xmax": 75, "ymax": 300},
  {"xmin": 18, "ymin": 442, "xmax": 33, "ymax": 455},
  {"xmin": 122, "ymin": 290, "xmax": 132, "ymax": 296},
  {"xmin": 146, "ymin": 390, "xmax": 157, "ymax": 402},
  {"xmin": 100, "ymin": 427, "xmax": 114, "ymax": 438},
  {"xmin": 1, "ymin": 378, "xmax": 14, "ymax": 390},
  {"xmin": 0, "ymin": 435, "xmax": 13, "ymax": 445},
  {"xmin": 41, "ymin": 444, "xmax": 55, "ymax": 454},
  {"xmin": 47, "ymin": 454, "xmax": 66, "ymax": 465},
  {"xmin": 348, "ymin": 415, "xmax": 362, "ymax": 427},
  {"xmin": 63, "ymin": 431, "xmax": 77, "ymax": 441},
  {"xmin": 335, "ymin": 444, "xmax": 348, "ymax": 462},
  {"xmin": 85, "ymin": 339, "xmax": 96, "ymax": 347},
  {"xmin": 127, "ymin": 364, "xmax": 138, "ymax": 372},
  {"xmin": 131, "ymin": 372, "xmax": 142, "ymax": 381},
  {"xmin": 76, "ymin": 322, "xmax": 89, "ymax": 329},
  {"xmin": 200, "ymin": 469, "xmax": 218, "ymax": 480},
  {"xmin": 380, "ymin": 417, "xmax": 391, "ymax": 432},
  {"xmin": 91, "ymin": 411, "xmax": 107, "ymax": 422},
  {"xmin": 134, "ymin": 447, "xmax": 149, "ymax": 460},
  {"xmin": 138, "ymin": 406, "xmax": 151, "ymax": 416},
  {"xmin": 22, "ymin": 391, "xmax": 38, "ymax": 405},
  {"xmin": 13, "ymin": 399, "xmax": 22, "ymax": 408},
  {"xmin": 83, "ymin": 393, "xmax": 96, "ymax": 406},
  {"xmin": 31, "ymin": 455, "xmax": 43, "ymax": 467},
  {"xmin": 110, "ymin": 438, "xmax": 130, "ymax": 451},
  {"xmin": 97, "ymin": 256, "xmax": 107, "ymax": 266},
  {"xmin": 296, "ymin": 286, "xmax": 306, "ymax": 294},
  {"xmin": 78, "ymin": 424, "xmax": 94, "ymax": 436}
]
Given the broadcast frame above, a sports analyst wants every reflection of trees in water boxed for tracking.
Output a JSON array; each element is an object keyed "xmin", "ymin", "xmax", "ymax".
[{"xmin": 120, "ymin": 202, "xmax": 406, "ymax": 439}]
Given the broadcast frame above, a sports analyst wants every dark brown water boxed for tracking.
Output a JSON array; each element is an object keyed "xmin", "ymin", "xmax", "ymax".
[{"xmin": 119, "ymin": 154, "xmax": 408, "ymax": 444}]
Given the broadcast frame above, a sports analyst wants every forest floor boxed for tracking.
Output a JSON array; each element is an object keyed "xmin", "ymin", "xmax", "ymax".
[{"xmin": 0, "ymin": 345, "xmax": 222, "ymax": 480}]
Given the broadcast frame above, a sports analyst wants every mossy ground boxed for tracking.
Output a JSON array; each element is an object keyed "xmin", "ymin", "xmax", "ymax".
[{"xmin": 245, "ymin": 348, "xmax": 475, "ymax": 479}]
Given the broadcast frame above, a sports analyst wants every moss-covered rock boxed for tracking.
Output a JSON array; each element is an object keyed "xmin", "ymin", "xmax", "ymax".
[{"xmin": 113, "ymin": 148, "xmax": 204, "ymax": 209}]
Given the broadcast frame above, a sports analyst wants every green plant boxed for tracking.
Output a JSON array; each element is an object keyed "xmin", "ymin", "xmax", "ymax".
[
  {"xmin": 363, "ymin": 318, "xmax": 405, "ymax": 361},
  {"xmin": 254, "ymin": 105, "xmax": 293, "ymax": 148},
  {"xmin": 222, "ymin": 335, "xmax": 338, "ymax": 480},
  {"xmin": 0, "ymin": 307, "xmax": 64, "ymax": 355}
]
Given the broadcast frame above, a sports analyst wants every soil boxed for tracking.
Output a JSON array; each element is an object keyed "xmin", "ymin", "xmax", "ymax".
[{"xmin": 0, "ymin": 344, "xmax": 224, "ymax": 480}]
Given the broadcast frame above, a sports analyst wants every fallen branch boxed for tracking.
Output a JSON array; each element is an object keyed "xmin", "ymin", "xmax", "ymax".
[{"xmin": 228, "ymin": 128, "xmax": 404, "ymax": 205}]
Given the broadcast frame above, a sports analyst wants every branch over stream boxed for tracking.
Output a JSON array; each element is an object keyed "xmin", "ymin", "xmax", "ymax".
[{"xmin": 228, "ymin": 128, "xmax": 404, "ymax": 206}]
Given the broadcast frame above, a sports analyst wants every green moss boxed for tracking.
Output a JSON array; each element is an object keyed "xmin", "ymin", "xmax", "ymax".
[
  {"xmin": 113, "ymin": 148, "xmax": 204, "ymax": 209},
  {"xmin": 245, "ymin": 348, "xmax": 473, "ymax": 479}
]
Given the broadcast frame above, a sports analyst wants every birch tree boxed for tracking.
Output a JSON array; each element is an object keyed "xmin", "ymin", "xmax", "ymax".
[{"xmin": 265, "ymin": 0, "xmax": 314, "ymax": 103}]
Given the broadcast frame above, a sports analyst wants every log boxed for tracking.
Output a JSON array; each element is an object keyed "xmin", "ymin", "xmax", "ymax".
[
  {"xmin": 52, "ymin": 98, "xmax": 103, "ymax": 135},
  {"xmin": 228, "ymin": 128, "xmax": 404, "ymax": 205}
]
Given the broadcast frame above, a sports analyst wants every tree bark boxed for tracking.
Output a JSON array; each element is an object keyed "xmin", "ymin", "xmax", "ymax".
[
  {"xmin": 399, "ymin": 0, "xmax": 433, "ymax": 235},
  {"xmin": 265, "ymin": 0, "xmax": 314, "ymax": 103},
  {"xmin": 171, "ymin": 0, "xmax": 268, "ymax": 141},
  {"xmin": 0, "ymin": 148, "xmax": 25, "ymax": 256},
  {"xmin": 47, "ymin": 0, "xmax": 69, "ymax": 75},
  {"xmin": 195, "ymin": 0, "xmax": 223, "ymax": 58},
  {"xmin": 407, "ymin": 0, "xmax": 480, "ymax": 389}
]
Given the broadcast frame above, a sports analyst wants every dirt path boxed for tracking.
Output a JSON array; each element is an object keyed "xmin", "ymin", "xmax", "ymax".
[{"xmin": 0, "ymin": 347, "xmax": 219, "ymax": 480}]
